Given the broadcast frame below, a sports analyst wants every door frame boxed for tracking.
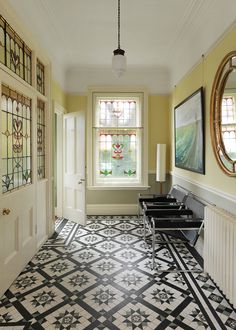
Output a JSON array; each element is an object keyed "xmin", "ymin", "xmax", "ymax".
[
  {"xmin": 63, "ymin": 111, "xmax": 86, "ymax": 225},
  {"xmin": 54, "ymin": 102, "xmax": 65, "ymax": 218}
]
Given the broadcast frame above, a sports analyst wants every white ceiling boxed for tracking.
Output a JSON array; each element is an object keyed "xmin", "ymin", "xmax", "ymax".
[{"xmin": 7, "ymin": 0, "xmax": 236, "ymax": 93}]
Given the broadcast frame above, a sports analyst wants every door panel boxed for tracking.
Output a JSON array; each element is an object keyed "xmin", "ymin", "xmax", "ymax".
[
  {"xmin": 22, "ymin": 207, "xmax": 33, "ymax": 247},
  {"xmin": 63, "ymin": 112, "xmax": 86, "ymax": 225},
  {"xmin": 0, "ymin": 185, "xmax": 36, "ymax": 297}
]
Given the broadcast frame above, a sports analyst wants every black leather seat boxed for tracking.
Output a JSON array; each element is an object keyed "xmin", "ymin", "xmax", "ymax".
[{"xmin": 138, "ymin": 185, "xmax": 189, "ymax": 218}]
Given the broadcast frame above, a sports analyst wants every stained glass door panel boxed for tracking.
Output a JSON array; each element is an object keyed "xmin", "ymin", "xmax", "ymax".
[{"xmin": 1, "ymin": 85, "xmax": 32, "ymax": 193}]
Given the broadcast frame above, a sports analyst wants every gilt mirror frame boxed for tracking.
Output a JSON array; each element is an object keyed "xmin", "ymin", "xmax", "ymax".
[{"xmin": 210, "ymin": 50, "xmax": 236, "ymax": 176}]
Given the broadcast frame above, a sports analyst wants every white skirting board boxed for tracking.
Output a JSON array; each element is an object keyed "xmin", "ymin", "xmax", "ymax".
[{"xmin": 87, "ymin": 204, "xmax": 138, "ymax": 215}]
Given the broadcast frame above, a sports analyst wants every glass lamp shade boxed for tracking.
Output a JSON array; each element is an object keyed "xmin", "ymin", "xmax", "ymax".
[
  {"xmin": 112, "ymin": 49, "xmax": 127, "ymax": 78},
  {"xmin": 156, "ymin": 144, "xmax": 166, "ymax": 182}
]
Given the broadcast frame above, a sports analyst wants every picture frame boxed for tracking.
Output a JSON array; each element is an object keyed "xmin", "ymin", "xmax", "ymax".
[{"xmin": 174, "ymin": 87, "xmax": 205, "ymax": 174}]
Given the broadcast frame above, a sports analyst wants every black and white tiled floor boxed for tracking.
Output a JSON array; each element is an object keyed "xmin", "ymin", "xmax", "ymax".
[{"xmin": 0, "ymin": 216, "xmax": 236, "ymax": 329}]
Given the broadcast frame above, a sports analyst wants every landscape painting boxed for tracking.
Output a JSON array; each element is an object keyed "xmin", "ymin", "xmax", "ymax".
[{"xmin": 174, "ymin": 87, "xmax": 205, "ymax": 174}]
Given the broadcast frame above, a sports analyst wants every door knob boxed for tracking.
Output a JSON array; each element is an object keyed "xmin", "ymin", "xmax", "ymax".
[
  {"xmin": 2, "ymin": 208, "xmax": 11, "ymax": 215},
  {"xmin": 78, "ymin": 179, "xmax": 85, "ymax": 184}
]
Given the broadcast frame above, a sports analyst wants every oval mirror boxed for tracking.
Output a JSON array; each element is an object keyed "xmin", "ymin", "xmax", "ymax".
[{"xmin": 210, "ymin": 51, "xmax": 236, "ymax": 176}]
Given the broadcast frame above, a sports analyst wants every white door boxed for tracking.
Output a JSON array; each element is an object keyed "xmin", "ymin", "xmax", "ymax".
[
  {"xmin": 0, "ymin": 81, "xmax": 37, "ymax": 298},
  {"xmin": 63, "ymin": 112, "xmax": 86, "ymax": 225}
]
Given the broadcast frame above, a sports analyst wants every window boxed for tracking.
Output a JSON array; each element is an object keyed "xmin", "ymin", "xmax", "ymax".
[
  {"xmin": 36, "ymin": 59, "xmax": 45, "ymax": 95},
  {"xmin": 0, "ymin": 15, "xmax": 32, "ymax": 85},
  {"xmin": 1, "ymin": 84, "xmax": 32, "ymax": 193},
  {"xmin": 222, "ymin": 95, "xmax": 236, "ymax": 159},
  {"xmin": 88, "ymin": 91, "xmax": 148, "ymax": 189}
]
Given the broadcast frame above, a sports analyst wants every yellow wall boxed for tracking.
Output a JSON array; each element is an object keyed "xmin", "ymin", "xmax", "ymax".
[
  {"xmin": 149, "ymin": 95, "xmax": 170, "ymax": 171},
  {"xmin": 171, "ymin": 24, "xmax": 236, "ymax": 196},
  {"xmin": 66, "ymin": 93, "xmax": 87, "ymax": 113},
  {"xmin": 52, "ymin": 80, "xmax": 67, "ymax": 109}
]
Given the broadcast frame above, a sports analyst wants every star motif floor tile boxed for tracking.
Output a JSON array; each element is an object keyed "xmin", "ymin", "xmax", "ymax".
[
  {"xmin": 114, "ymin": 269, "xmax": 151, "ymax": 291},
  {"xmin": 40, "ymin": 258, "xmax": 78, "ymax": 278},
  {"xmin": 94, "ymin": 240, "xmax": 121, "ymax": 253},
  {"xmin": 90, "ymin": 258, "xmax": 123, "ymax": 276},
  {"xmin": 18, "ymin": 285, "xmax": 68, "ymax": 315},
  {"xmin": 33, "ymin": 303, "xmax": 92, "ymax": 329},
  {"xmin": 59, "ymin": 270, "xmax": 97, "ymax": 293},
  {"xmin": 112, "ymin": 301, "xmax": 161, "ymax": 329},
  {"xmin": 71, "ymin": 247, "xmax": 101, "ymax": 264},
  {"xmin": 81, "ymin": 284, "xmax": 125, "ymax": 312},
  {"xmin": 9, "ymin": 270, "xmax": 48, "ymax": 296}
]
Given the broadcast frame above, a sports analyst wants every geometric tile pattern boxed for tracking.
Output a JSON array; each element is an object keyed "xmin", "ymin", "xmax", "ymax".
[{"xmin": 0, "ymin": 215, "xmax": 235, "ymax": 329}]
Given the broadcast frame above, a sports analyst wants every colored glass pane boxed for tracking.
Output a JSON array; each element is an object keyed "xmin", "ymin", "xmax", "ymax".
[
  {"xmin": 0, "ymin": 15, "xmax": 32, "ymax": 84},
  {"xmin": 98, "ymin": 100, "xmax": 137, "ymax": 127},
  {"xmin": 36, "ymin": 59, "xmax": 45, "ymax": 95},
  {"xmin": 1, "ymin": 85, "xmax": 32, "ymax": 193},
  {"xmin": 37, "ymin": 99, "xmax": 46, "ymax": 179},
  {"xmin": 98, "ymin": 130, "xmax": 137, "ymax": 179}
]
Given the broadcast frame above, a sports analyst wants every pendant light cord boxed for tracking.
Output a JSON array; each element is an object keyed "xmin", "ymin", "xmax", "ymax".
[{"xmin": 118, "ymin": 0, "xmax": 120, "ymax": 49}]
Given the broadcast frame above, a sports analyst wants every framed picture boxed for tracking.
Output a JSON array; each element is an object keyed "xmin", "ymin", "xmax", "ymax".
[{"xmin": 174, "ymin": 87, "xmax": 205, "ymax": 174}]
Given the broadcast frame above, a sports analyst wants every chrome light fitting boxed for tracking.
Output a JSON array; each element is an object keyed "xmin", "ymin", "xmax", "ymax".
[{"xmin": 112, "ymin": 0, "xmax": 126, "ymax": 77}]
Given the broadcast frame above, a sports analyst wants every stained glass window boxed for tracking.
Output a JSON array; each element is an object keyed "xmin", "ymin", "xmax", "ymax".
[
  {"xmin": 97, "ymin": 100, "xmax": 138, "ymax": 127},
  {"xmin": 0, "ymin": 15, "xmax": 32, "ymax": 84},
  {"xmin": 92, "ymin": 95, "xmax": 144, "ymax": 186},
  {"xmin": 1, "ymin": 85, "xmax": 32, "ymax": 193},
  {"xmin": 222, "ymin": 96, "xmax": 236, "ymax": 160},
  {"xmin": 37, "ymin": 99, "xmax": 46, "ymax": 179},
  {"xmin": 98, "ymin": 129, "xmax": 138, "ymax": 179},
  {"xmin": 36, "ymin": 59, "xmax": 45, "ymax": 95}
]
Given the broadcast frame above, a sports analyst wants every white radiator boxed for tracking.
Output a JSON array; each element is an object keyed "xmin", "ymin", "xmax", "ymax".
[{"xmin": 204, "ymin": 205, "xmax": 236, "ymax": 308}]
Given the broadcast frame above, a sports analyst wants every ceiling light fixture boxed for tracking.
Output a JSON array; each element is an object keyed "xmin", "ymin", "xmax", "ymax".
[{"xmin": 112, "ymin": 0, "xmax": 126, "ymax": 78}]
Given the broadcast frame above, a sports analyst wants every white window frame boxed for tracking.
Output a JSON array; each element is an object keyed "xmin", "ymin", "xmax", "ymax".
[{"xmin": 87, "ymin": 87, "xmax": 148, "ymax": 190}]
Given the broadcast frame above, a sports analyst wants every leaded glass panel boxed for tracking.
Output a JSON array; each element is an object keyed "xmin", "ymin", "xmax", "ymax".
[
  {"xmin": 96, "ymin": 99, "xmax": 139, "ymax": 127},
  {"xmin": 1, "ymin": 85, "xmax": 32, "ymax": 193},
  {"xmin": 36, "ymin": 59, "xmax": 45, "ymax": 95},
  {"xmin": 0, "ymin": 15, "xmax": 32, "ymax": 84},
  {"xmin": 97, "ymin": 129, "xmax": 137, "ymax": 179},
  {"xmin": 37, "ymin": 99, "xmax": 46, "ymax": 179}
]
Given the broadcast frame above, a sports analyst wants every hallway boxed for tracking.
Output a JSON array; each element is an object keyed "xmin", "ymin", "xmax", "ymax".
[{"xmin": 0, "ymin": 216, "xmax": 235, "ymax": 329}]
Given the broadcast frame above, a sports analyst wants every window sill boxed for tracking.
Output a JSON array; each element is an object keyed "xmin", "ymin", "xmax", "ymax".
[{"xmin": 87, "ymin": 185, "xmax": 150, "ymax": 191}]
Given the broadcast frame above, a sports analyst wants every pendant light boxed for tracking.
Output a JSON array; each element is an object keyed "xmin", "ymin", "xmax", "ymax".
[{"xmin": 112, "ymin": 0, "xmax": 126, "ymax": 77}]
